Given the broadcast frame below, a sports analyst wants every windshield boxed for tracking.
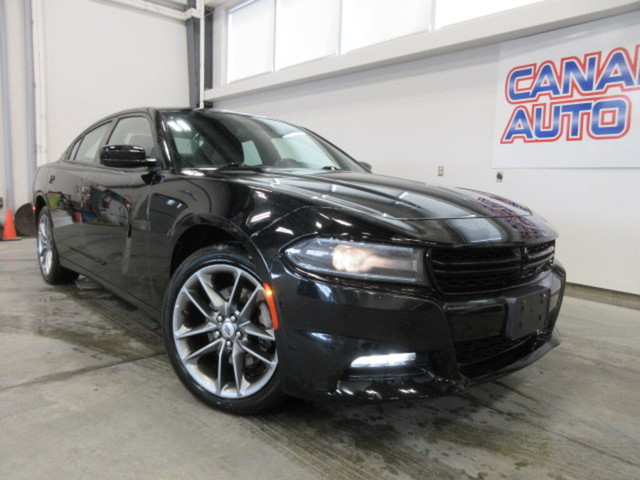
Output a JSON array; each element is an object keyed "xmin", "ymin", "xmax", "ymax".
[{"xmin": 162, "ymin": 111, "xmax": 366, "ymax": 172}]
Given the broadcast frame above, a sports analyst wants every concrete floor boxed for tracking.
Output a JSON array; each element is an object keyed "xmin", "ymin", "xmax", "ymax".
[{"xmin": 1, "ymin": 239, "xmax": 639, "ymax": 480}]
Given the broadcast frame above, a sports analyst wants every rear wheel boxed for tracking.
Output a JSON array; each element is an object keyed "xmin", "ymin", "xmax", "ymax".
[
  {"xmin": 162, "ymin": 246, "xmax": 284, "ymax": 414},
  {"xmin": 37, "ymin": 207, "xmax": 79, "ymax": 285}
]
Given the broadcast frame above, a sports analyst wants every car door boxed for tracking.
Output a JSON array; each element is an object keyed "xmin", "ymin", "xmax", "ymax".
[
  {"xmin": 49, "ymin": 122, "xmax": 117, "ymax": 268},
  {"xmin": 43, "ymin": 136, "xmax": 87, "ymax": 267},
  {"xmin": 80, "ymin": 114, "xmax": 156, "ymax": 303}
]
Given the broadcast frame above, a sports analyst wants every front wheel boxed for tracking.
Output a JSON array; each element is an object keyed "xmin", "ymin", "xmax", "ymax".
[{"xmin": 162, "ymin": 246, "xmax": 284, "ymax": 414}]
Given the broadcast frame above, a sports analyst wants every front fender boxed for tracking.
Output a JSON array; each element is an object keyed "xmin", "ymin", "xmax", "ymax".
[{"xmin": 169, "ymin": 212, "xmax": 271, "ymax": 282}]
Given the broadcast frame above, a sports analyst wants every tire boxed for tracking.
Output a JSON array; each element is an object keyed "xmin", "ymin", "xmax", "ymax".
[
  {"xmin": 37, "ymin": 207, "xmax": 79, "ymax": 285},
  {"xmin": 162, "ymin": 246, "xmax": 284, "ymax": 414}
]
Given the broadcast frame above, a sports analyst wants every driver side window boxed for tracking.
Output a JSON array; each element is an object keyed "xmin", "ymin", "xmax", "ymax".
[
  {"xmin": 75, "ymin": 123, "xmax": 112, "ymax": 164},
  {"xmin": 108, "ymin": 116, "xmax": 156, "ymax": 157}
]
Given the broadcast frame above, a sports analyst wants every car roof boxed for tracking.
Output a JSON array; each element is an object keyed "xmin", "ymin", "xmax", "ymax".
[
  {"xmin": 87, "ymin": 107, "xmax": 265, "ymax": 128},
  {"xmin": 67, "ymin": 107, "xmax": 289, "ymax": 155}
]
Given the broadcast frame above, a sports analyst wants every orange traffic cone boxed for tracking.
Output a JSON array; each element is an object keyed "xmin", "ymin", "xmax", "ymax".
[{"xmin": 2, "ymin": 209, "xmax": 20, "ymax": 241}]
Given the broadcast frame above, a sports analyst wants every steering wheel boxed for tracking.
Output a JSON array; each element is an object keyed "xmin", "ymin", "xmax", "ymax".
[{"xmin": 275, "ymin": 157, "xmax": 305, "ymax": 168}]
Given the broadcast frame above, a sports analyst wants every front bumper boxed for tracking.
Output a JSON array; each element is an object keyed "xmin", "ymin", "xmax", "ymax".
[{"xmin": 271, "ymin": 261, "xmax": 566, "ymax": 402}]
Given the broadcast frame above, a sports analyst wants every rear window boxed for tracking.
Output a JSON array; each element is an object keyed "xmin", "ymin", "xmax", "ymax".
[{"xmin": 66, "ymin": 139, "xmax": 81, "ymax": 161}]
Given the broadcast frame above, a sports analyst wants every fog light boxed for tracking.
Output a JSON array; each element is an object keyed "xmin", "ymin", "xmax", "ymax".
[{"xmin": 350, "ymin": 352, "xmax": 416, "ymax": 368}]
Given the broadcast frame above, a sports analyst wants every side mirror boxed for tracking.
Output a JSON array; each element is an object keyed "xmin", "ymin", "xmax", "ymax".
[
  {"xmin": 100, "ymin": 145, "xmax": 155, "ymax": 168},
  {"xmin": 359, "ymin": 161, "xmax": 372, "ymax": 172}
]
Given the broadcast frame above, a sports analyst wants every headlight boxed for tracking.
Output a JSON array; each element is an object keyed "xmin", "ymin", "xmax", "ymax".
[{"xmin": 284, "ymin": 238, "xmax": 426, "ymax": 284}]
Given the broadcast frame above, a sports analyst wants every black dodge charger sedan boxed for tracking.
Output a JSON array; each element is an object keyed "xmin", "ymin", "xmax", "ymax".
[{"xmin": 33, "ymin": 108, "xmax": 565, "ymax": 414}]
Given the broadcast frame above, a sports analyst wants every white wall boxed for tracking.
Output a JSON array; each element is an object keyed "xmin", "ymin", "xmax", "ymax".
[
  {"xmin": 0, "ymin": 0, "xmax": 190, "ymax": 212},
  {"xmin": 43, "ymin": 0, "xmax": 189, "ymax": 164},
  {"xmin": 0, "ymin": 0, "xmax": 29, "ymax": 212},
  {"xmin": 214, "ymin": 12, "xmax": 640, "ymax": 295}
]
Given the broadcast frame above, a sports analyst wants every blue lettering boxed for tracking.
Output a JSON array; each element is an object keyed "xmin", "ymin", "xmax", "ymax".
[
  {"xmin": 503, "ymin": 108, "xmax": 534, "ymax": 142},
  {"xmin": 560, "ymin": 102, "xmax": 592, "ymax": 139},
  {"xmin": 591, "ymin": 98, "xmax": 628, "ymax": 137},
  {"xmin": 561, "ymin": 56, "xmax": 596, "ymax": 95},
  {"xmin": 533, "ymin": 104, "xmax": 561, "ymax": 139},
  {"xmin": 531, "ymin": 64, "xmax": 561, "ymax": 99},
  {"xmin": 595, "ymin": 51, "xmax": 636, "ymax": 91},
  {"xmin": 507, "ymin": 67, "xmax": 534, "ymax": 102}
]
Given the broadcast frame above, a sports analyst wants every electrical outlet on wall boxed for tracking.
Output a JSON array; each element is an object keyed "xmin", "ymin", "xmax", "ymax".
[{"xmin": 438, "ymin": 166, "xmax": 444, "ymax": 176}]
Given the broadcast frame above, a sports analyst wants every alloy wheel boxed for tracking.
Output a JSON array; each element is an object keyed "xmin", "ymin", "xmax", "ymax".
[
  {"xmin": 172, "ymin": 264, "xmax": 278, "ymax": 399},
  {"xmin": 37, "ymin": 214, "xmax": 54, "ymax": 277}
]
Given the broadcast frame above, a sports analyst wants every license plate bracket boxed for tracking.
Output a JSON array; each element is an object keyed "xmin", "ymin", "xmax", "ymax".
[{"xmin": 505, "ymin": 289, "xmax": 550, "ymax": 340}]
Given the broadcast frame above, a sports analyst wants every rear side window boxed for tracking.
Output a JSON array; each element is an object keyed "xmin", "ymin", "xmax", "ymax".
[
  {"xmin": 108, "ymin": 116, "xmax": 155, "ymax": 157},
  {"xmin": 66, "ymin": 139, "xmax": 81, "ymax": 161},
  {"xmin": 75, "ymin": 123, "xmax": 111, "ymax": 164}
]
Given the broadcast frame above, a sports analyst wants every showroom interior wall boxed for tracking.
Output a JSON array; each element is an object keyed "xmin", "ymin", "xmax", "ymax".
[
  {"xmin": 0, "ymin": 0, "xmax": 190, "ymax": 211},
  {"xmin": 0, "ymin": 0, "xmax": 28, "ymax": 214},
  {"xmin": 210, "ymin": 2, "xmax": 640, "ymax": 295}
]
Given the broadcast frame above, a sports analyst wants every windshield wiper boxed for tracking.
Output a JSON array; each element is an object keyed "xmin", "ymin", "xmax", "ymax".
[{"xmin": 321, "ymin": 166, "xmax": 342, "ymax": 171}]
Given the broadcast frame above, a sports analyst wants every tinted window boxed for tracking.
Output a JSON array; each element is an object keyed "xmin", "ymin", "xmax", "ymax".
[
  {"xmin": 241, "ymin": 141, "xmax": 261, "ymax": 166},
  {"xmin": 108, "ymin": 116, "xmax": 155, "ymax": 157},
  {"xmin": 163, "ymin": 112, "xmax": 365, "ymax": 172},
  {"xmin": 75, "ymin": 123, "xmax": 111, "ymax": 164},
  {"xmin": 65, "ymin": 139, "xmax": 81, "ymax": 161}
]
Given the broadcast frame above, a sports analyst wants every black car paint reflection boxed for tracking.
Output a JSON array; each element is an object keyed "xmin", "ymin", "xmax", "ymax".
[{"xmin": 33, "ymin": 108, "xmax": 565, "ymax": 409}]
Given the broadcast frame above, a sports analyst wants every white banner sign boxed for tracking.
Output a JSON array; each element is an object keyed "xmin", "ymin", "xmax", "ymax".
[{"xmin": 493, "ymin": 13, "xmax": 640, "ymax": 168}]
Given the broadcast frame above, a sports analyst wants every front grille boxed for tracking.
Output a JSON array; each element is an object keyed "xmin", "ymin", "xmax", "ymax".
[
  {"xmin": 454, "ymin": 334, "xmax": 533, "ymax": 366},
  {"xmin": 429, "ymin": 241, "xmax": 555, "ymax": 294}
]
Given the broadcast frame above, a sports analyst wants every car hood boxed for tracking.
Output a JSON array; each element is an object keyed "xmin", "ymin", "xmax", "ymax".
[{"xmin": 230, "ymin": 170, "xmax": 531, "ymax": 221}]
